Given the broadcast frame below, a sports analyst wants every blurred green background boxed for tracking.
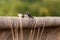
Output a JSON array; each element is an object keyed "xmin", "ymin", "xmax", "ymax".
[{"xmin": 0, "ymin": 0, "xmax": 60, "ymax": 16}]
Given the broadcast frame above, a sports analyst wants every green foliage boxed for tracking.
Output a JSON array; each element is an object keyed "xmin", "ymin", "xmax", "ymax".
[
  {"xmin": 0, "ymin": 0, "xmax": 60, "ymax": 16},
  {"xmin": 43, "ymin": 1, "xmax": 60, "ymax": 16}
]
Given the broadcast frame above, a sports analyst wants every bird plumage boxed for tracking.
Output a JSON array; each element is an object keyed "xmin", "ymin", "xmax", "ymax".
[
  {"xmin": 18, "ymin": 12, "xmax": 33, "ymax": 18},
  {"xmin": 18, "ymin": 12, "xmax": 24, "ymax": 18},
  {"xmin": 24, "ymin": 12, "xmax": 33, "ymax": 18}
]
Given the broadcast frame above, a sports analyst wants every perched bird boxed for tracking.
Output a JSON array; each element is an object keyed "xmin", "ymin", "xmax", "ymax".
[
  {"xmin": 18, "ymin": 12, "xmax": 24, "ymax": 18},
  {"xmin": 24, "ymin": 12, "xmax": 33, "ymax": 18}
]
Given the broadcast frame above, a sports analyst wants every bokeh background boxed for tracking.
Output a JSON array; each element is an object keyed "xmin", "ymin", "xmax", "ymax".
[{"xmin": 0, "ymin": 0, "xmax": 60, "ymax": 16}]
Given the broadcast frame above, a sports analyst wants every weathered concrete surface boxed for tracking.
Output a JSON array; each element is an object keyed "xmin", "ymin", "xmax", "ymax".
[{"xmin": 0, "ymin": 16, "xmax": 60, "ymax": 29}]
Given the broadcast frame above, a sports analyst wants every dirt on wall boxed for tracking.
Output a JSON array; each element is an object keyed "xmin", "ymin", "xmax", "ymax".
[{"xmin": 0, "ymin": 27, "xmax": 60, "ymax": 40}]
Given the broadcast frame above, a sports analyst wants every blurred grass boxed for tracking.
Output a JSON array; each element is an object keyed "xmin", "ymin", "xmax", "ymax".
[{"xmin": 0, "ymin": 0, "xmax": 60, "ymax": 16}]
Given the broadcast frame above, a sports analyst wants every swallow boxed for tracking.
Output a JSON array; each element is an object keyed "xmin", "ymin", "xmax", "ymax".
[
  {"xmin": 24, "ymin": 12, "xmax": 33, "ymax": 18},
  {"xmin": 18, "ymin": 12, "xmax": 24, "ymax": 18}
]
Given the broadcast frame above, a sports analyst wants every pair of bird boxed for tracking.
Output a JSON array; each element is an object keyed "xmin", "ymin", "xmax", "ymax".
[{"xmin": 18, "ymin": 12, "xmax": 33, "ymax": 18}]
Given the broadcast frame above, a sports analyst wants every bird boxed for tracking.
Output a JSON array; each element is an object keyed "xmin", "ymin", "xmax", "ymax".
[
  {"xmin": 24, "ymin": 12, "xmax": 33, "ymax": 18},
  {"xmin": 18, "ymin": 12, "xmax": 24, "ymax": 18}
]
